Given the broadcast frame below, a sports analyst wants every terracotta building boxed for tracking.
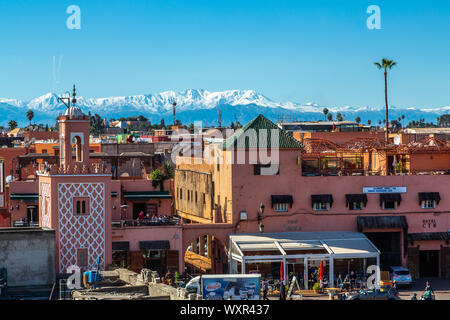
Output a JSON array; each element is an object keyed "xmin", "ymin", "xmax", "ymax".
[{"xmin": 175, "ymin": 114, "xmax": 450, "ymax": 278}]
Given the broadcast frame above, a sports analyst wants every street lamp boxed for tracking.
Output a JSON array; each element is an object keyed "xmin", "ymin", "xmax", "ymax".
[{"xmin": 258, "ymin": 202, "xmax": 265, "ymax": 233}]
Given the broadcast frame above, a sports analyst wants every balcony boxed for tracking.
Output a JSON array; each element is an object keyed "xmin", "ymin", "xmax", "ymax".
[
  {"xmin": 36, "ymin": 163, "xmax": 111, "ymax": 175},
  {"xmin": 112, "ymin": 216, "xmax": 180, "ymax": 228}
]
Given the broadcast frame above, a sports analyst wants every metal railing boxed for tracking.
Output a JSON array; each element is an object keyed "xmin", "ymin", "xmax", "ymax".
[
  {"xmin": 302, "ymin": 169, "xmax": 450, "ymax": 176},
  {"xmin": 112, "ymin": 216, "xmax": 180, "ymax": 228}
]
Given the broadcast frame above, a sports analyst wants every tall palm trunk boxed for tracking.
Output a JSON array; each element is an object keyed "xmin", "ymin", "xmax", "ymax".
[{"xmin": 384, "ymin": 70, "xmax": 389, "ymax": 145}]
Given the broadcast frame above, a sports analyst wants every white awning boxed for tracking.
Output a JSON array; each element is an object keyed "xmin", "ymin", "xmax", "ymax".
[{"xmin": 229, "ymin": 231, "xmax": 380, "ymax": 260}]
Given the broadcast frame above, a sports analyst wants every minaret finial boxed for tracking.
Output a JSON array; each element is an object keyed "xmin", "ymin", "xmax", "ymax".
[{"xmin": 72, "ymin": 85, "xmax": 77, "ymax": 105}]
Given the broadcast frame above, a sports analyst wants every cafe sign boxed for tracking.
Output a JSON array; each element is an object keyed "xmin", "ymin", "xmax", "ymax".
[{"xmin": 363, "ymin": 187, "xmax": 407, "ymax": 194}]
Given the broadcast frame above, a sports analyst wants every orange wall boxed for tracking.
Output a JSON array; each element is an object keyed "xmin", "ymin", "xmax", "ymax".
[{"xmin": 410, "ymin": 153, "xmax": 450, "ymax": 172}]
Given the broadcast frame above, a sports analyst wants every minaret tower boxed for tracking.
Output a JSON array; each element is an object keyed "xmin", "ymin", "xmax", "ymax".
[
  {"xmin": 39, "ymin": 85, "xmax": 112, "ymax": 275},
  {"xmin": 58, "ymin": 85, "xmax": 90, "ymax": 168}
]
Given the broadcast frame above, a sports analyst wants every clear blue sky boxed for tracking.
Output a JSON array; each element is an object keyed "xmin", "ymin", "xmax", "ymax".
[{"xmin": 0, "ymin": 0, "xmax": 449, "ymax": 108}]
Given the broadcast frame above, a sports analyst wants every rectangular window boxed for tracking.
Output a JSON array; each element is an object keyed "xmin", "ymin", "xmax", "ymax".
[
  {"xmin": 77, "ymin": 249, "xmax": 88, "ymax": 268},
  {"xmin": 73, "ymin": 197, "xmax": 89, "ymax": 215},
  {"xmin": 253, "ymin": 164, "xmax": 280, "ymax": 175},
  {"xmin": 421, "ymin": 200, "xmax": 435, "ymax": 209},
  {"xmin": 202, "ymin": 193, "xmax": 206, "ymax": 204},
  {"xmin": 42, "ymin": 149, "xmax": 47, "ymax": 154},
  {"xmin": 195, "ymin": 191, "xmax": 198, "ymax": 203},
  {"xmin": 313, "ymin": 202, "xmax": 330, "ymax": 211},
  {"xmin": 274, "ymin": 203, "xmax": 289, "ymax": 212},
  {"xmin": 382, "ymin": 201, "xmax": 397, "ymax": 210},
  {"xmin": 349, "ymin": 202, "xmax": 363, "ymax": 210},
  {"xmin": 180, "ymin": 189, "xmax": 182, "ymax": 200}
]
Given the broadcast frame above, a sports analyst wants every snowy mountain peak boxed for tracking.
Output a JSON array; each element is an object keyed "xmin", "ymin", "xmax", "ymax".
[{"xmin": 0, "ymin": 89, "xmax": 448, "ymax": 127}]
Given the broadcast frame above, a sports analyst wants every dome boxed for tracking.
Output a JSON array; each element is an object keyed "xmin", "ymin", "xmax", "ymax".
[{"xmin": 64, "ymin": 106, "xmax": 84, "ymax": 117}]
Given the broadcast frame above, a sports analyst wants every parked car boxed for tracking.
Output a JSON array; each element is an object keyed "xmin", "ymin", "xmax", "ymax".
[
  {"xmin": 389, "ymin": 266, "xmax": 413, "ymax": 287},
  {"xmin": 345, "ymin": 287, "xmax": 400, "ymax": 300}
]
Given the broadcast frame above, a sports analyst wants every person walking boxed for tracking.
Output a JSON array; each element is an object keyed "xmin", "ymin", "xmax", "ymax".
[
  {"xmin": 262, "ymin": 281, "xmax": 269, "ymax": 300},
  {"xmin": 411, "ymin": 293, "xmax": 417, "ymax": 300},
  {"xmin": 279, "ymin": 283, "xmax": 286, "ymax": 300}
]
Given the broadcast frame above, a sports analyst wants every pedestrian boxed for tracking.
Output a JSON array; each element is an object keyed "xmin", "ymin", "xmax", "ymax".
[
  {"xmin": 336, "ymin": 274, "xmax": 344, "ymax": 291},
  {"xmin": 279, "ymin": 283, "xmax": 286, "ymax": 300},
  {"xmin": 137, "ymin": 211, "xmax": 144, "ymax": 225},
  {"xmin": 425, "ymin": 281, "xmax": 434, "ymax": 294},
  {"xmin": 262, "ymin": 281, "xmax": 269, "ymax": 300},
  {"xmin": 411, "ymin": 293, "xmax": 417, "ymax": 300}
]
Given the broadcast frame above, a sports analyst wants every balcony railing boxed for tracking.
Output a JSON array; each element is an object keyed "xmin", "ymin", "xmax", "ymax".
[
  {"xmin": 12, "ymin": 221, "xmax": 40, "ymax": 227},
  {"xmin": 302, "ymin": 169, "xmax": 450, "ymax": 176},
  {"xmin": 112, "ymin": 216, "xmax": 180, "ymax": 228}
]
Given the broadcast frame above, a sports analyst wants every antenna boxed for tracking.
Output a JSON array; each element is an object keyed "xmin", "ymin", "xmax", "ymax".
[{"xmin": 172, "ymin": 98, "xmax": 177, "ymax": 125}]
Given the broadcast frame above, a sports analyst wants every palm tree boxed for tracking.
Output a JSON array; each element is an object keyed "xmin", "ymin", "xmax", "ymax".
[
  {"xmin": 374, "ymin": 58, "xmax": 397, "ymax": 144},
  {"xmin": 150, "ymin": 161, "xmax": 174, "ymax": 191},
  {"xmin": 327, "ymin": 113, "xmax": 333, "ymax": 121},
  {"xmin": 336, "ymin": 113, "xmax": 343, "ymax": 122},
  {"xmin": 8, "ymin": 120, "xmax": 18, "ymax": 130},
  {"xmin": 355, "ymin": 117, "xmax": 361, "ymax": 124},
  {"xmin": 322, "ymin": 108, "xmax": 329, "ymax": 121},
  {"xmin": 26, "ymin": 110, "xmax": 34, "ymax": 126},
  {"xmin": 367, "ymin": 119, "xmax": 372, "ymax": 126}
]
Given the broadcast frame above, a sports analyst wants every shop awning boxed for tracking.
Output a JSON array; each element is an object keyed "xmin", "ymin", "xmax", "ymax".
[
  {"xmin": 345, "ymin": 194, "xmax": 368, "ymax": 207},
  {"xmin": 271, "ymin": 195, "xmax": 293, "ymax": 207},
  {"xmin": 229, "ymin": 231, "xmax": 380, "ymax": 260},
  {"xmin": 379, "ymin": 193, "xmax": 402, "ymax": 205},
  {"xmin": 408, "ymin": 232, "xmax": 450, "ymax": 242},
  {"xmin": 124, "ymin": 191, "xmax": 172, "ymax": 201},
  {"xmin": 357, "ymin": 216, "xmax": 408, "ymax": 232},
  {"xmin": 311, "ymin": 194, "xmax": 333, "ymax": 207},
  {"xmin": 112, "ymin": 241, "xmax": 130, "ymax": 251},
  {"xmin": 10, "ymin": 193, "xmax": 39, "ymax": 203},
  {"xmin": 418, "ymin": 192, "xmax": 440, "ymax": 205},
  {"xmin": 139, "ymin": 240, "xmax": 170, "ymax": 250}
]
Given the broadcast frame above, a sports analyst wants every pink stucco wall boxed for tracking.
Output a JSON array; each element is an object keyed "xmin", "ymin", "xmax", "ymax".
[
  {"xmin": 112, "ymin": 225, "xmax": 183, "ymax": 271},
  {"xmin": 229, "ymin": 149, "xmax": 450, "ymax": 266}
]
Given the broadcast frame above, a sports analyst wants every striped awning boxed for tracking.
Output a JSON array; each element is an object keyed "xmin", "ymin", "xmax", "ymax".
[
  {"xmin": 271, "ymin": 195, "xmax": 293, "ymax": 207},
  {"xmin": 10, "ymin": 194, "xmax": 39, "ymax": 203},
  {"xmin": 379, "ymin": 193, "xmax": 402, "ymax": 205},
  {"xmin": 408, "ymin": 232, "xmax": 450, "ymax": 242},
  {"xmin": 124, "ymin": 191, "xmax": 172, "ymax": 201},
  {"xmin": 311, "ymin": 194, "xmax": 333, "ymax": 207},
  {"xmin": 112, "ymin": 241, "xmax": 130, "ymax": 251},
  {"xmin": 346, "ymin": 194, "xmax": 368, "ymax": 207},
  {"xmin": 418, "ymin": 192, "xmax": 440, "ymax": 205},
  {"xmin": 139, "ymin": 240, "xmax": 170, "ymax": 250}
]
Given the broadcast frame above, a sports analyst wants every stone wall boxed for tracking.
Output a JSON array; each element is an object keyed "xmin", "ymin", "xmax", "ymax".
[{"xmin": 0, "ymin": 227, "xmax": 55, "ymax": 287}]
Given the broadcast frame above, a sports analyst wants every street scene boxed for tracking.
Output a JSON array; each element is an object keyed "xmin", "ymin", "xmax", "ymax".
[{"xmin": 0, "ymin": 0, "xmax": 449, "ymax": 306}]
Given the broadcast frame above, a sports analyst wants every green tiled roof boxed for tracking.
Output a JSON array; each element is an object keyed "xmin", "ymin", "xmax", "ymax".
[{"xmin": 222, "ymin": 114, "xmax": 304, "ymax": 150}]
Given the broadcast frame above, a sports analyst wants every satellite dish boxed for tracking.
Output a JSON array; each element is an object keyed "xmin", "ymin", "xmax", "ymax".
[{"xmin": 393, "ymin": 135, "xmax": 401, "ymax": 145}]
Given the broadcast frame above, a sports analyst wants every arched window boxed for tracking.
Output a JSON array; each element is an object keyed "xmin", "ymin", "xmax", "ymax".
[{"xmin": 73, "ymin": 136, "xmax": 82, "ymax": 162}]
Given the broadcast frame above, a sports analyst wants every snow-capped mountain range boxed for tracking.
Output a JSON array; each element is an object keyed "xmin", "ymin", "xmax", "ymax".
[{"xmin": 0, "ymin": 89, "xmax": 448, "ymax": 127}]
